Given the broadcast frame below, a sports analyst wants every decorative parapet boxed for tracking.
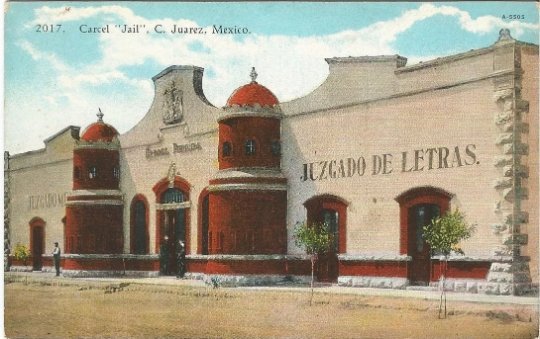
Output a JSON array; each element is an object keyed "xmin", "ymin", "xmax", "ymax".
[{"xmin": 327, "ymin": 55, "xmax": 407, "ymax": 68}]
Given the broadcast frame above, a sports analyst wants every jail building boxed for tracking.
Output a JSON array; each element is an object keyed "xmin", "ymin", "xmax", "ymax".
[{"xmin": 5, "ymin": 30, "xmax": 538, "ymax": 294}]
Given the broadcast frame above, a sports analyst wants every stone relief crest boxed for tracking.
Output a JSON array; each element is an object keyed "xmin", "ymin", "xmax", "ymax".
[
  {"xmin": 167, "ymin": 162, "xmax": 177, "ymax": 188},
  {"xmin": 162, "ymin": 81, "xmax": 183, "ymax": 124}
]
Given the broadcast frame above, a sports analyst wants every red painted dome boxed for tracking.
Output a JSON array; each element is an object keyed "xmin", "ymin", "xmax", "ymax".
[
  {"xmin": 80, "ymin": 110, "xmax": 119, "ymax": 142},
  {"xmin": 226, "ymin": 68, "xmax": 279, "ymax": 107}
]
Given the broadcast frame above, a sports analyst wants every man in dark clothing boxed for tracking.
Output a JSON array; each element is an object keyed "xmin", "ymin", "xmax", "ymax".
[
  {"xmin": 176, "ymin": 240, "xmax": 186, "ymax": 278},
  {"xmin": 159, "ymin": 236, "xmax": 170, "ymax": 275},
  {"xmin": 52, "ymin": 242, "xmax": 61, "ymax": 276}
]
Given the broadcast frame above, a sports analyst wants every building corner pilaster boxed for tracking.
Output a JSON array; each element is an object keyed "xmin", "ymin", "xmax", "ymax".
[{"xmin": 489, "ymin": 36, "xmax": 534, "ymax": 295}]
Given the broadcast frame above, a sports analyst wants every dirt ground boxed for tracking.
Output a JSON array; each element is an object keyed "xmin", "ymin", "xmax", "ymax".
[{"xmin": 4, "ymin": 276, "xmax": 539, "ymax": 338}]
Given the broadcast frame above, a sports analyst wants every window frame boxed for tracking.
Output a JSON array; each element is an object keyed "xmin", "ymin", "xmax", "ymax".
[
  {"xmin": 222, "ymin": 141, "xmax": 232, "ymax": 158},
  {"xmin": 244, "ymin": 139, "xmax": 257, "ymax": 156},
  {"xmin": 88, "ymin": 166, "xmax": 98, "ymax": 179}
]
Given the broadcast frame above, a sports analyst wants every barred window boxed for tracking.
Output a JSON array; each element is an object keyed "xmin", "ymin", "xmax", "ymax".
[
  {"xmin": 88, "ymin": 166, "xmax": 97, "ymax": 179},
  {"xmin": 245, "ymin": 140, "xmax": 256, "ymax": 156},
  {"xmin": 222, "ymin": 142, "xmax": 232, "ymax": 157}
]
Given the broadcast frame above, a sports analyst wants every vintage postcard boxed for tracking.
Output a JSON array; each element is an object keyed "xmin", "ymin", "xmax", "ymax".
[{"xmin": 3, "ymin": 2, "xmax": 539, "ymax": 337}]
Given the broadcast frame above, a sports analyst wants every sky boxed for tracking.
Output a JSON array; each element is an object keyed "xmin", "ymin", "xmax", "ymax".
[{"xmin": 3, "ymin": 2, "xmax": 539, "ymax": 154}]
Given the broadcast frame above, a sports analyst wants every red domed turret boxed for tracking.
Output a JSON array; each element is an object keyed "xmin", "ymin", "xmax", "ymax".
[
  {"xmin": 226, "ymin": 68, "xmax": 279, "ymax": 107},
  {"xmin": 209, "ymin": 68, "xmax": 287, "ymax": 256},
  {"xmin": 72, "ymin": 109, "xmax": 121, "ymax": 191},
  {"xmin": 66, "ymin": 108, "xmax": 124, "ymax": 255},
  {"xmin": 80, "ymin": 109, "xmax": 119, "ymax": 142}
]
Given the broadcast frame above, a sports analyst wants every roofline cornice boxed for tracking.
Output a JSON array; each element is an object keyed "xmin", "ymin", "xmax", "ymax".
[
  {"xmin": 152, "ymin": 65, "xmax": 205, "ymax": 82},
  {"xmin": 326, "ymin": 55, "xmax": 407, "ymax": 67}
]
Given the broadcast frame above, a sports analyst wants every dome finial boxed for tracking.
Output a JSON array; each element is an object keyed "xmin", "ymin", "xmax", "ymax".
[
  {"xmin": 97, "ymin": 108, "xmax": 104, "ymax": 122},
  {"xmin": 250, "ymin": 67, "xmax": 258, "ymax": 83},
  {"xmin": 497, "ymin": 28, "xmax": 513, "ymax": 42}
]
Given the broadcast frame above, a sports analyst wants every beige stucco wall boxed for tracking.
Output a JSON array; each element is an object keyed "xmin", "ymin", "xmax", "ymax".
[
  {"xmin": 7, "ymin": 128, "xmax": 77, "ymax": 254},
  {"xmin": 119, "ymin": 66, "xmax": 220, "ymax": 254},
  {"xmin": 120, "ymin": 131, "xmax": 218, "ymax": 254},
  {"xmin": 283, "ymin": 78, "xmax": 502, "ymax": 257}
]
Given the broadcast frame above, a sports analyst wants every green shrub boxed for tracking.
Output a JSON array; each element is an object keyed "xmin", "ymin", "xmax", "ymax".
[{"xmin": 13, "ymin": 243, "xmax": 30, "ymax": 265}]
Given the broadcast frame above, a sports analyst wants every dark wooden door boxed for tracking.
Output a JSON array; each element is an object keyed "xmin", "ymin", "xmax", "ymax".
[
  {"xmin": 408, "ymin": 204, "xmax": 440, "ymax": 285},
  {"xmin": 163, "ymin": 209, "xmax": 185, "ymax": 275},
  {"xmin": 160, "ymin": 188, "xmax": 186, "ymax": 275},
  {"xmin": 316, "ymin": 209, "xmax": 339, "ymax": 282},
  {"xmin": 31, "ymin": 226, "xmax": 44, "ymax": 271}
]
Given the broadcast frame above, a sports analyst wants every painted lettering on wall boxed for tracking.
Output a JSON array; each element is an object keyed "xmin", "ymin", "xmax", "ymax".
[
  {"xmin": 146, "ymin": 147, "xmax": 170, "ymax": 158},
  {"xmin": 173, "ymin": 142, "xmax": 202, "ymax": 153},
  {"xmin": 301, "ymin": 144, "xmax": 478, "ymax": 181},
  {"xmin": 146, "ymin": 142, "xmax": 202, "ymax": 159},
  {"xmin": 28, "ymin": 192, "xmax": 68, "ymax": 211}
]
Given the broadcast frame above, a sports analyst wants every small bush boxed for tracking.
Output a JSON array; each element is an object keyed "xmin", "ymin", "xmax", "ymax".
[{"xmin": 13, "ymin": 243, "xmax": 30, "ymax": 265}]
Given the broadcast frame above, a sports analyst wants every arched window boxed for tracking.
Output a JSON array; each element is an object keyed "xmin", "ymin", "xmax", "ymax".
[
  {"xmin": 161, "ymin": 188, "xmax": 184, "ymax": 203},
  {"xmin": 222, "ymin": 142, "xmax": 232, "ymax": 157},
  {"xmin": 88, "ymin": 166, "xmax": 97, "ymax": 179},
  {"xmin": 323, "ymin": 209, "xmax": 339, "ymax": 252},
  {"xmin": 130, "ymin": 195, "xmax": 149, "ymax": 254},
  {"xmin": 29, "ymin": 217, "xmax": 46, "ymax": 271},
  {"xmin": 304, "ymin": 195, "xmax": 348, "ymax": 254},
  {"xmin": 245, "ymin": 139, "xmax": 256, "ymax": 156}
]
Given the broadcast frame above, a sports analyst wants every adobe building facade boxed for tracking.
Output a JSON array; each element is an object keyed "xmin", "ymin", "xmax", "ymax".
[{"xmin": 5, "ymin": 30, "xmax": 538, "ymax": 295}]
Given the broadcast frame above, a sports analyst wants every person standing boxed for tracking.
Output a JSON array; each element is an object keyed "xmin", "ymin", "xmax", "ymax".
[
  {"xmin": 52, "ymin": 242, "xmax": 61, "ymax": 276},
  {"xmin": 176, "ymin": 240, "xmax": 186, "ymax": 278},
  {"xmin": 159, "ymin": 236, "xmax": 169, "ymax": 275}
]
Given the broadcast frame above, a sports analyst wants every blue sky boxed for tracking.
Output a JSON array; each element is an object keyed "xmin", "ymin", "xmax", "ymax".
[{"xmin": 4, "ymin": 2, "xmax": 539, "ymax": 154}]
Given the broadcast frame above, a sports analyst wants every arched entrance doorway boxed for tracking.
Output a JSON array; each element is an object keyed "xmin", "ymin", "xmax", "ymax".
[
  {"xmin": 304, "ymin": 195, "xmax": 348, "ymax": 283},
  {"xmin": 29, "ymin": 217, "xmax": 45, "ymax": 271},
  {"xmin": 396, "ymin": 187, "xmax": 452, "ymax": 285},
  {"xmin": 153, "ymin": 176, "xmax": 191, "ymax": 276}
]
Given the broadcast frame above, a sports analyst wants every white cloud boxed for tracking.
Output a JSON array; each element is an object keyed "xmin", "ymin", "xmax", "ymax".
[{"xmin": 7, "ymin": 3, "xmax": 538, "ymax": 154}]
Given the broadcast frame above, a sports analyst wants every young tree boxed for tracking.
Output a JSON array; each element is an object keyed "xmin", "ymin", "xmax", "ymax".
[
  {"xmin": 294, "ymin": 221, "xmax": 332, "ymax": 306},
  {"xmin": 423, "ymin": 209, "xmax": 475, "ymax": 318}
]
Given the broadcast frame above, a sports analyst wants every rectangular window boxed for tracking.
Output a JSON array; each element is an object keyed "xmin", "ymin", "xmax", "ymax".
[
  {"xmin": 88, "ymin": 166, "xmax": 97, "ymax": 179},
  {"xmin": 245, "ymin": 140, "xmax": 256, "ymax": 155}
]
